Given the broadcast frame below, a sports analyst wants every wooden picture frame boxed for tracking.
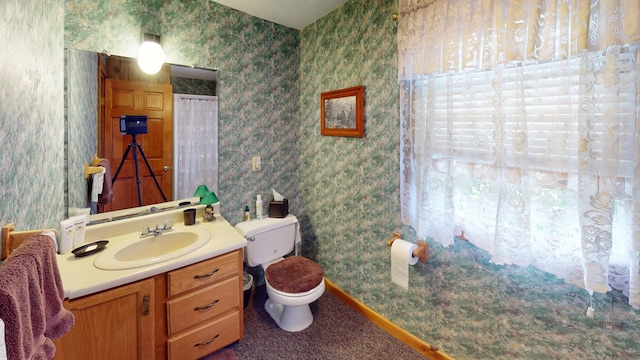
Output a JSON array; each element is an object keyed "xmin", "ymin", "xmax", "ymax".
[{"xmin": 321, "ymin": 86, "xmax": 364, "ymax": 138}]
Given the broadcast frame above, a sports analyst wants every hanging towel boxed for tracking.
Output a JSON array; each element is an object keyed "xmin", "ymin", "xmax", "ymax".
[
  {"xmin": 90, "ymin": 167, "xmax": 106, "ymax": 203},
  {"xmin": 0, "ymin": 235, "xmax": 75, "ymax": 360},
  {"xmin": 96, "ymin": 159, "xmax": 114, "ymax": 205},
  {"xmin": 39, "ymin": 231, "xmax": 57, "ymax": 254}
]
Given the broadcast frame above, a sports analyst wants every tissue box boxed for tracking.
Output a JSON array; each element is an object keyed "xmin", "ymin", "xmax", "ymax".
[{"xmin": 269, "ymin": 199, "xmax": 288, "ymax": 218}]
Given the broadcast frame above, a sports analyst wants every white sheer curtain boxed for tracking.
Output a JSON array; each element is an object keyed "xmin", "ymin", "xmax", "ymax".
[
  {"xmin": 173, "ymin": 95, "xmax": 219, "ymax": 199},
  {"xmin": 398, "ymin": 0, "xmax": 640, "ymax": 307}
]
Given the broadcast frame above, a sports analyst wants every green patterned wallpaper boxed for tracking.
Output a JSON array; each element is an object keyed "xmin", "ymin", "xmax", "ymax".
[
  {"xmin": 66, "ymin": 49, "xmax": 98, "ymax": 211},
  {"xmin": 299, "ymin": 0, "xmax": 403, "ymax": 312},
  {"xmin": 2, "ymin": 0, "xmax": 639, "ymax": 358},
  {"xmin": 171, "ymin": 77, "xmax": 216, "ymax": 96},
  {"xmin": 0, "ymin": 0, "xmax": 65, "ymax": 230}
]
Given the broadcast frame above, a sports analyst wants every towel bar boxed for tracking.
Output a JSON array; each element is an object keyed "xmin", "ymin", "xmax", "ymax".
[
  {"xmin": 91, "ymin": 154, "xmax": 105, "ymax": 166},
  {"xmin": 1, "ymin": 223, "xmax": 57, "ymax": 260},
  {"xmin": 84, "ymin": 163, "xmax": 104, "ymax": 179},
  {"xmin": 84, "ymin": 154, "xmax": 108, "ymax": 179}
]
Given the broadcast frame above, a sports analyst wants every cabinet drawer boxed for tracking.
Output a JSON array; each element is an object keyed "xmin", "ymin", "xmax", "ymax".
[
  {"xmin": 167, "ymin": 276, "xmax": 240, "ymax": 334},
  {"xmin": 168, "ymin": 311, "xmax": 241, "ymax": 360},
  {"xmin": 168, "ymin": 250, "xmax": 240, "ymax": 297}
]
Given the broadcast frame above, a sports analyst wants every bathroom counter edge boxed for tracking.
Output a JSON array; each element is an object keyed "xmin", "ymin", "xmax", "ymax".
[{"xmin": 56, "ymin": 206, "xmax": 247, "ymax": 300}]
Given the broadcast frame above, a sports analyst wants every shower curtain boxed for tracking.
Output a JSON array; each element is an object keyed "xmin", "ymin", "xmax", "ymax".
[{"xmin": 173, "ymin": 94, "xmax": 219, "ymax": 200}]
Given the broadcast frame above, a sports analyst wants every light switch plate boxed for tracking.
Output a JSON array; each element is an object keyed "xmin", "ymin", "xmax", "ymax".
[{"xmin": 252, "ymin": 156, "xmax": 261, "ymax": 171}]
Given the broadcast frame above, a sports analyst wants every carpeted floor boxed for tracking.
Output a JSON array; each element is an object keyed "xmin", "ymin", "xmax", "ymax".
[{"xmin": 204, "ymin": 284, "xmax": 425, "ymax": 359}]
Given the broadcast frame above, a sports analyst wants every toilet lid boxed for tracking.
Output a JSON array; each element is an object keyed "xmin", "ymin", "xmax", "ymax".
[{"xmin": 265, "ymin": 256, "xmax": 323, "ymax": 294}]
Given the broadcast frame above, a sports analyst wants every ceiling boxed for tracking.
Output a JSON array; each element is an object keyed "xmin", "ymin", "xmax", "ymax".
[{"xmin": 211, "ymin": 0, "xmax": 350, "ymax": 30}]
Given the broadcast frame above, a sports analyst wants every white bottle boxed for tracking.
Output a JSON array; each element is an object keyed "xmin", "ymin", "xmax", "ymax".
[
  {"xmin": 256, "ymin": 195, "xmax": 263, "ymax": 220},
  {"xmin": 71, "ymin": 214, "xmax": 87, "ymax": 248},
  {"xmin": 59, "ymin": 218, "xmax": 74, "ymax": 255}
]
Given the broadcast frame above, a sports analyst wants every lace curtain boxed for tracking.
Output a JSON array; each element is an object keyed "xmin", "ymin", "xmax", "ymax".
[
  {"xmin": 398, "ymin": 0, "xmax": 640, "ymax": 307},
  {"xmin": 173, "ymin": 95, "xmax": 219, "ymax": 199}
]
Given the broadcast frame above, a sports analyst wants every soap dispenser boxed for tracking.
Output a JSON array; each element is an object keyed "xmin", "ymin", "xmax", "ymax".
[{"xmin": 256, "ymin": 195, "xmax": 263, "ymax": 220}]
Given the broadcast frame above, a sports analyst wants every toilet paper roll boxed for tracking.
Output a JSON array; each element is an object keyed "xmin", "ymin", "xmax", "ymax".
[{"xmin": 391, "ymin": 239, "xmax": 419, "ymax": 290}]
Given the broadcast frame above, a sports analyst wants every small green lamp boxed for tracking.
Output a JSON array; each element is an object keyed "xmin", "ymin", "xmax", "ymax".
[
  {"xmin": 201, "ymin": 191, "xmax": 219, "ymax": 205},
  {"xmin": 193, "ymin": 184, "xmax": 209, "ymax": 199},
  {"xmin": 201, "ymin": 191, "xmax": 219, "ymax": 221}
]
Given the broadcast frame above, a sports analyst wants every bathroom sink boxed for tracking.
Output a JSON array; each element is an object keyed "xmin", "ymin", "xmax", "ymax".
[{"xmin": 94, "ymin": 227, "xmax": 211, "ymax": 270}]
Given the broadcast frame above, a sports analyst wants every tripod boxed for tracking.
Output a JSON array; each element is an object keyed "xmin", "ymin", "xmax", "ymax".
[{"xmin": 112, "ymin": 133, "xmax": 167, "ymax": 207}]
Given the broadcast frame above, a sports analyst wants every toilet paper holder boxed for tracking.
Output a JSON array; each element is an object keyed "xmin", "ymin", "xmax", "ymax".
[{"xmin": 387, "ymin": 232, "xmax": 428, "ymax": 262}]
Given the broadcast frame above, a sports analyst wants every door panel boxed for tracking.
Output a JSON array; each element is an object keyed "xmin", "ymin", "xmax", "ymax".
[{"xmin": 103, "ymin": 79, "xmax": 173, "ymax": 211}]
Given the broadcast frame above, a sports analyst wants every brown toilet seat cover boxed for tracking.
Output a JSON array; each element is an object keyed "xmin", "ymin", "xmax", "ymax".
[{"xmin": 265, "ymin": 256, "xmax": 324, "ymax": 294}]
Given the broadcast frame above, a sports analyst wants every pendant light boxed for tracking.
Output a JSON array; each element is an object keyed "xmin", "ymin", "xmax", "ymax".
[{"xmin": 137, "ymin": 33, "xmax": 165, "ymax": 75}]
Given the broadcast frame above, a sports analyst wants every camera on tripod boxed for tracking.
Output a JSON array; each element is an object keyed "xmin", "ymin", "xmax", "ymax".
[
  {"xmin": 119, "ymin": 115, "xmax": 148, "ymax": 135},
  {"xmin": 112, "ymin": 114, "xmax": 167, "ymax": 206}
]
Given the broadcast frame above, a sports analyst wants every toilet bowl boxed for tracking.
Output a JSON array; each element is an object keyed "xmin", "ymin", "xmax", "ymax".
[
  {"xmin": 235, "ymin": 216, "xmax": 325, "ymax": 332},
  {"xmin": 263, "ymin": 255, "xmax": 325, "ymax": 332}
]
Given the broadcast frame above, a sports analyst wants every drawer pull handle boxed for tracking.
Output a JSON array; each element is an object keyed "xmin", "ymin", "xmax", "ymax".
[
  {"xmin": 142, "ymin": 294, "xmax": 150, "ymax": 316},
  {"xmin": 194, "ymin": 299, "xmax": 219, "ymax": 311},
  {"xmin": 194, "ymin": 268, "xmax": 220, "ymax": 279},
  {"xmin": 194, "ymin": 334, "xmax": 219, "ymax": 347}
]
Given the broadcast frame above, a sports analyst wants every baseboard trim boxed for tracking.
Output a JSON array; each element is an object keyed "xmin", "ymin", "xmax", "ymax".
[{"xmin": 324, "ymin": 278, "xmax": 454, "ymax": 360}]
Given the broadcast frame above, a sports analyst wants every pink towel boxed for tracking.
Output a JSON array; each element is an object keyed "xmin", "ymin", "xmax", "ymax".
[
  {"xmin": 0, "ymin": 235, "xmax": 75, "ymax": 360},
  {"xmin": 97, "ymin": 159, "xmax": 114, "ymax": 205}
]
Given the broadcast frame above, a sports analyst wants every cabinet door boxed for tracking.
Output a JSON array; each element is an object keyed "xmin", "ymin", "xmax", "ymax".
[{"xmin": 54, "ymin": 278, "xmax": 155, "ymax": 360}]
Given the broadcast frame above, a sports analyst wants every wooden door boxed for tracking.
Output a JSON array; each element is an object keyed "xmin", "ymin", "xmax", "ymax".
[
  {"xmin": 54, "ymin": 278, "xmax": 156, "ymax": 359},
  {"xmin": 103, "ymin": 79, "xmax": 173, "ymax": 211}
]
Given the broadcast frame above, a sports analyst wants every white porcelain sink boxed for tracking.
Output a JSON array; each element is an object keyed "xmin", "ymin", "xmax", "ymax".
[{"xmin": 94, "ymin": 227, "xmax": 211, "ymax": 270}]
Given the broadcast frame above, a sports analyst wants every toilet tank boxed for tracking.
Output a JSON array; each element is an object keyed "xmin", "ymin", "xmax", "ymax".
[{"xmin": 234, "ymin": 215, "xmax": 299, "ymax": 267}]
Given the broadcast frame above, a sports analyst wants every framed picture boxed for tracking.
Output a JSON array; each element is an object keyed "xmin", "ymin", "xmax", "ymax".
[{"xmin": 320, "ymin": 85, "xmax": 364, "ymax": 138}]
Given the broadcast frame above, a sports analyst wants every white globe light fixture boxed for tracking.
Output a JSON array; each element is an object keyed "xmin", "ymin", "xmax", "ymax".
[{"xmin": 138, "ymin": 33, "xmax": 165, "ymax": 75}]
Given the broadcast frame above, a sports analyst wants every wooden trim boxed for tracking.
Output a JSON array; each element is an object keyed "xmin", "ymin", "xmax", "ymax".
[
  {"xmin": 1, "ymin": 223, "xmax": 57, "ymax": 260},
  {"xmin": 1, "ymin": 223, "xmax": 14, "ymax": 260},
  {"xmin": 324, "ymin": 278, "xmax": 454, "ymax": 360}
]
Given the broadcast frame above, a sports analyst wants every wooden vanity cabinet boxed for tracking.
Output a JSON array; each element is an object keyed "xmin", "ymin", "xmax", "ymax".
[
  {"xmin": 53, "ymin": 277, "xmax": 157, "ymax": 359},
  {"xmin": 54, "ymin": 249, "xmax": 244, "ymax": 360},
  {"xmin": 165, "ymin": 249, "xmax": 244, "ymax": 360}
]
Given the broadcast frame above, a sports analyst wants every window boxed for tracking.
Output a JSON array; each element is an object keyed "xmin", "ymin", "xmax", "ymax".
[{"xmin": 400, "ymin": 46, "xmax": 638, "ymax": 304}]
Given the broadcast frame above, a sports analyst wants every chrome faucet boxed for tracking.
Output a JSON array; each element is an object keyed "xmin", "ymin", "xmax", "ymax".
[{"xmin": 140, "ymin": 221, "xmax": 174, "ymax": 237}]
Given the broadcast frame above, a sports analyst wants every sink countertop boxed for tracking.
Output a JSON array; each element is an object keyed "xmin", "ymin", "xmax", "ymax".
[{"xmin": 56, "ymin": 204, "xmax": 247, "ymax": 300}]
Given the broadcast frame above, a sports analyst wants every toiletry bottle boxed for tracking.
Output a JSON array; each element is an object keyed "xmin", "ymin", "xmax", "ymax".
[
  {"xmin": 256, "ymin": 195, "xmax": 263, "ymax": 220},
  {"xmin": 244, "ymin": 205, "xmax": 250, "ymax": 221},
  {"xmin": 59, "ymin": 218, "xmax": 74, "ymax": 255},
  {"xmin": 71, "ymin": 214, "xmax": 87, "ymax": 248}
]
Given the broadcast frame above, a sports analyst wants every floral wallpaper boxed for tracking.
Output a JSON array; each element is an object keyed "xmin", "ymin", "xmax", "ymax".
[
  {"xmin": 66, "ymin": 48, "xmax": 97, "ymax": 211},
  {"xmin": 0, "ymin": 0, "xmax": 64, "ymax": 230},
  {"xmin": 171, "ymin": 77, "xmax": 216, "ymax": 96},
  {"xmin": 2, "ymin": 0, "xmax": 639, "ymax": 358}
]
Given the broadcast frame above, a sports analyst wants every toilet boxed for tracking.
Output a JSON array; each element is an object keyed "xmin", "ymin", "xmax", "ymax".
[{"xmin": 235, "ymin": 215, "xmax": 325, "ymax": 332}]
